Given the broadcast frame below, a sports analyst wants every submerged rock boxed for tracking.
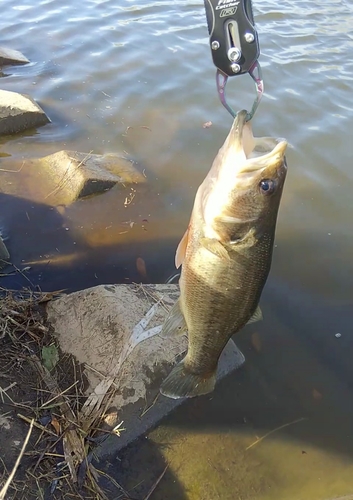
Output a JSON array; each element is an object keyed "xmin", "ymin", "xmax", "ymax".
[
  {"xmin": 36, "ymin": 150, "xmax": 147, "ymax": 205},
  {"xmin": 46, "ymin": 284, "xmax": 245, "ymax": 451},
  {"xmin": 0, "ymin": 89, "xmax": 50, "ymax": 135},
  {"xmin": 0, "ymin": 236, "xmax": 9, "ymax": 269},
  {"xmin": 0, "ymin": 47, "xmax": 29, "ymax": 67}
]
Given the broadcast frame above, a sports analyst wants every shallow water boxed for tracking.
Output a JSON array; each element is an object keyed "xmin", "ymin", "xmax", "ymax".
[{"xmin": 1, "ymin": 0, "xmax": 353, "ymax": 498}]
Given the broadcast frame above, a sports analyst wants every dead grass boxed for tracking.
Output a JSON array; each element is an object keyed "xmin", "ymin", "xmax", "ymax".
[
  {"xmin": 0, "ymin": 419, "xmax": 34, "ymax": 500},
  {"xmin": 0, "ymin": 288, "xmax": 142, "ymax": 499}
]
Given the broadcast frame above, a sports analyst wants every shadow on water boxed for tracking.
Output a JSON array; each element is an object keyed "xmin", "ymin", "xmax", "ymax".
[
  {"xmin": 97, "ymin": 439, "xmax": 188, "ymax": 500},
  {"xmin": 1, "ymin": 192, "xmax": 353, "ymax": 498},
  {"xmin": 0, "ymin": 192, "xmax": 187, "ymax": 498},
  {"xmin": 0, "ymin": 192, "xmax": 179, "ymax": 292},
  {"xmin": 0, "ymin": 192, "xmax": 85, "ymax": 290},
  {"xmin": 97, "ymin": 235, "xmax": 353, "ymax": 500}
]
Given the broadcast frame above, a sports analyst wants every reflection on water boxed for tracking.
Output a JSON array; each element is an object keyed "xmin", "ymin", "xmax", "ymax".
[{"xmin": 1, "ymin": 0, "xmax": 353, "ymax": 498}]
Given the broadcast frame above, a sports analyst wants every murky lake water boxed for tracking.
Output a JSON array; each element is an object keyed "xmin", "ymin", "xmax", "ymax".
[{"xmin": 1, "ymin": 0, "xmax": 353, "ymax": 498}]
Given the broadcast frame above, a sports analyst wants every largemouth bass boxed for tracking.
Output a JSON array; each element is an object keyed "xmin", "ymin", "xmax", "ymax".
[{"xmin": 160, "ymin": 109, "xmax": 288, "ymax": 399}]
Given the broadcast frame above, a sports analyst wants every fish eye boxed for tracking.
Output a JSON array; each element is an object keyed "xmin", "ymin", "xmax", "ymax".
[{"xmin": 259, "ymin": 179, "xmax": 276, "ymax": 195}]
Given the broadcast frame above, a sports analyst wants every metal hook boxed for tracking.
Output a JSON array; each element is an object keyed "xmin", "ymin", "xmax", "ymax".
[
  {"xmin": 246, "ymin": 60, "xmax": 264, "ymax": 121},
  {"xmin": 216, "ymin": 69, "xmax": 237, "ymax": 119},
  {"xmin": 216, "ymin": 61, "xmax": 264, "ymax": 122}
]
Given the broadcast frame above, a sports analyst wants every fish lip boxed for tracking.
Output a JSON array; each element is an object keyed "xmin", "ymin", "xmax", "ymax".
[
  {"xmin": 249, "ymin": 139, "xmax": 288, "ymax": 170},
  {"xmin": 229, "ymin": 109, "xmax": 248, "ymax": 144},
  {"xmin": 231, "ymin": 110, "xmax": 288, "ymax": 175},
  {"xmin": 233, "ymin": 109, "xmax": 248, "ymax": 130},
  {"xmin": 237, "ymin": 141, "xmax": 288, "ymax": 187}
]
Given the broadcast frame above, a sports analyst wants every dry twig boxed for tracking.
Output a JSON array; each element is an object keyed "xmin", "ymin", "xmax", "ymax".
[
  {"xmin": 246, "ymin": 417, "xmax": 308, "ymax": 450},
  {"xmin": 143, "ymin": 465, "xmax": 168, "ymax": 500},
  {"xmin": 0, "ymin": 419, "xmax": 34, "ymax": 500}
]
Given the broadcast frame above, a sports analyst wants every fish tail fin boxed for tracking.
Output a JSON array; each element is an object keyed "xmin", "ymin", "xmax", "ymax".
[{"xmin": 160, "ymin": 360, "xmax": 216, "ymax": 399}]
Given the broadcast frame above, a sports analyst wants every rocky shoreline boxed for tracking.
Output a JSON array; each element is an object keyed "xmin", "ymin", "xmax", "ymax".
[
  {"xmin": 0, "ymin": 46, "xmax": 146, "ymax": 268},
  {"xmin": 0, "ymin": 45, "xmax": 246, "ymax": 497}
]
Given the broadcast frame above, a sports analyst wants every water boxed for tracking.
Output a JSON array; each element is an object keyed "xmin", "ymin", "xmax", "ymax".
[{"xmin": 1, "ymin": 0, "xmax": 353, "ymax": 498}]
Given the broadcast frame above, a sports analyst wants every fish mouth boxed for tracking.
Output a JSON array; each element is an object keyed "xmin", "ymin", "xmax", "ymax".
[{"xmin": 228, "ymin": 109, "xmax": 288, "ymax": 178}]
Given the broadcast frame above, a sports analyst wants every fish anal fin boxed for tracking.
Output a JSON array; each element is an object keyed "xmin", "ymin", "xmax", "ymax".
[
  {"xmin": 175, "ymin": 227, "xmax": 189, "ymax": 269},
  {"xmin": 246, "ymin": 305, "xmax": 263, "ymax": 325},
  {"xmin": 160, "ymin": 360, "xmax": 216, "ymax": 399},
  {"xmin": 161, "ymin": 299, "xmax": 187, "ymax": 337},
  {"xmin": 200, "ymin": 237, "xmax": 230, "ymax": 261}
]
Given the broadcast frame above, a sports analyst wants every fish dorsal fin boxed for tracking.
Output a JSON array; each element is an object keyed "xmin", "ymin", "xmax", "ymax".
[{"xmin": 175, "ymin": 226, "xmax": 189, "ymax": 269}]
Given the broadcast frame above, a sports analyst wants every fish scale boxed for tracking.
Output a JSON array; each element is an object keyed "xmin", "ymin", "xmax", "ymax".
[{"xmin": 181, "ymin": 236, "xmax": 271, "ymax": 362}]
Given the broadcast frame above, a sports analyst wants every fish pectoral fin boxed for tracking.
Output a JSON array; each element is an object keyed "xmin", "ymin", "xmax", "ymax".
[
  {"xmin": 246, "ymin": 305, "xmax": 263, "ymax": 325},
  {"xmin": 200, "ymin": 238, "xmax": 230, "ymax": 261},
  {"xmin": 161, "ymin": 299, "xmax": 187, "ymax": 337},
  {"xmin": 160, "ymin": 359, "xmax": 217, "ymax": 399},
  {"xmin": 175, "ymin": 226, "xmax": 190, "ymax": 269}
]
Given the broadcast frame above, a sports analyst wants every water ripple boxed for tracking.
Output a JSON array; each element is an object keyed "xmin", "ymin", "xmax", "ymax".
[{"xmin": 0, "ymin": 0, "xmax": 352, "ymax": 296}]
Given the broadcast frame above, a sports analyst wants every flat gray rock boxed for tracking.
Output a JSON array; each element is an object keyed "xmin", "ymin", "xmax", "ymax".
[
  {"xmin": 98, "ymin": 336, "xmax": 244, "ymax": 455},
  {"xmin": 46, "ymin": 284, "xmax": 245, "ymax": 452},
  {"xmin": 0, "ymin": 89, "xmax": 50, "ymax": 136},
  {"xmin": 0, "ymin": 47, "xmax": 29, "ymax": 66}
]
